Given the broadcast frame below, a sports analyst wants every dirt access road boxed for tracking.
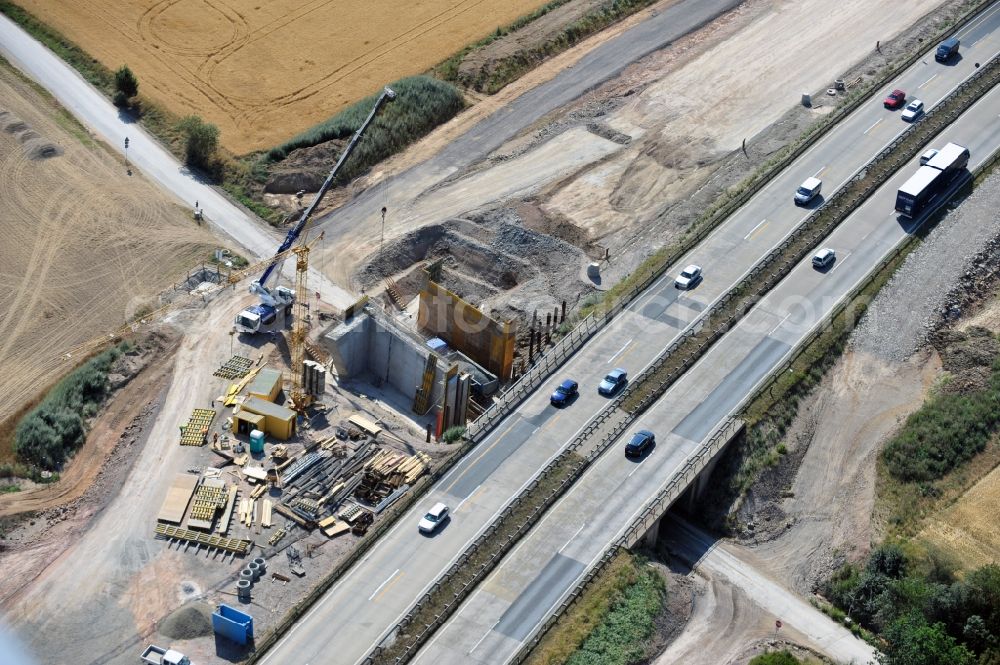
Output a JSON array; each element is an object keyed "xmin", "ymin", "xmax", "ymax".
[
  {"xmin": 1, "ymin": 294, "xmax": 250, "ymax": 665},
  {"xmin": 314, "ymin": 0, "xmax": 946, "ymax": 291}
]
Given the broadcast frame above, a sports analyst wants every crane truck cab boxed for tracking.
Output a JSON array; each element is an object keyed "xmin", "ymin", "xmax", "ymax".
[{"xmin": 140, "ymin": 645, "xmax": 191, "ymax": 665}]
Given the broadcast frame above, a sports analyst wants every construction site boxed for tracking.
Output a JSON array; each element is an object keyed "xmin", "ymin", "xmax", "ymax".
[{"xmin": 3, "ymin": 0, "xmax": 1000, "ymax": 664}]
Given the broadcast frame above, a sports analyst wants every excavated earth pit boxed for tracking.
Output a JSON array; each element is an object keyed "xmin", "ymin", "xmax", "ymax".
[{"xmin": 356, "ymin": 210, "xmax": 590, "ymax": 326}]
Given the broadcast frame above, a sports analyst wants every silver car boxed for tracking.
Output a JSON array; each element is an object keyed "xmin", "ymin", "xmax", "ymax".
[
  {"xmin": 901, "ymin": 99, "xmax": 924, "ymax": 122},
  {"xmin": 418, "ymin": 502, "xmax": 449, "ymax": 533},
  {"xmin": 674, "ymin": 264, "xmax": 702, "ymax": 289}
]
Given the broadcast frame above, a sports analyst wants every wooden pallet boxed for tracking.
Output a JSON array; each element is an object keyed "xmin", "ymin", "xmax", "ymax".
[
  {"xmin": 180, "ymin": 408, "xmax": 216, "ymax": 446},
  {"xmin": 154, "ymin": 523, "xmax": 251, "ymax": 555},
  {"xmin": 213, "ymin": 355, "xmax": 254, "ymax": 379}
]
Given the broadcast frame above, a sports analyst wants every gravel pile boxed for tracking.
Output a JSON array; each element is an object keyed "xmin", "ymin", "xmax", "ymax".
[
  {"xmin": 852, "ymin": 173, "xmax": 1000, "ymax": 362},
  {"xmin": 158, "ymin": 602, "xmax": 214, "ymax": 640}
]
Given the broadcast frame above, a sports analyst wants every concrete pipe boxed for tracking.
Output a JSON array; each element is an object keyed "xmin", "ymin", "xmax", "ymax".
[
  {"xmin": 237, "ymin": 579, "xmax": 252, "ymax": 600},
  {"xmin": 248, "ymin": 562, "xmax": 262, "ymax": 581},
  {"xmin": 240, "ymin": 568, "xmax": 255, "ymax": 586},
  {"xmin": 253, "ymin": 557, "xmax": 267, "ymax": 573}
]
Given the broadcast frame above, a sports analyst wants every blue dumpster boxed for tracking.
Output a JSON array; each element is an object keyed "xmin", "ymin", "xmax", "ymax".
[{"xmin": 212, "ymin": 604, "xmax": 253, "ymax": 645}]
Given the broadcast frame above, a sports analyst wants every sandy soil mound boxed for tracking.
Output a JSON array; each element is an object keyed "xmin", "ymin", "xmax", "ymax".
[{"xmin": 158, "ymin": 602, "xmax": 214, "ymax": 640}]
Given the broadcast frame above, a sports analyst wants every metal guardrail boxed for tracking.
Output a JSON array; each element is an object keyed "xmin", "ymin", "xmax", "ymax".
[
  {"xmin": 249, "ymin": 5, "xmax": 999, "ymax": 661},
  {"xmin": 509, "ymin": 105, "xmax": 1000, "ymax": 665},
  {"xmin": 464, "ymin": 0, "xmax": 996, "ymax": 440},
  {"xmin": 362, "ymin": 45, "xmax": 1000, "ymax": 665}
]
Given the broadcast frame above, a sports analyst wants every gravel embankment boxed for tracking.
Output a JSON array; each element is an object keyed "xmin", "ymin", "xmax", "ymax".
[{"xmin": 853, "ymin": 173, "xmax": 1000, "ymax": 361}]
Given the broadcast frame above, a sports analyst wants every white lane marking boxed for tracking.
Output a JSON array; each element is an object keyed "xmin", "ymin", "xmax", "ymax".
[
  {"xmin": 744, "ymin": 218, "xmax": 768, "ymax": 240},
  {"xmin": 628, "ymin": 464, "xmax": 643, "ymax": 478},
  {"xmin": 828, "ymin": 251, "xmax": 852, "ymax": 274},
  {"xmin": 607, "ymin": 338, "xmax": 633, "ymax": 363},
  {"xmin": 863, "ymin": 118, "xmax": 882, "ymax": 135},
  {"xmin": 368, "ymin": 569, "xmax": 400, "ymax": 601},
  {"xmin": 919, "ymin": 73, "xmax": 938, "ymax": 88},
  {"xmin": 468, "ymin": 625, "xmax": 495, "ymax": 655},
  {"xmin": 769, "ymin": 312, "xmax": 792, "ymax": 336},
  {"xmin": 455, "ymin": 486, "xmax": 481, "ymax": 512},
  {"xmin": 813, "ymin": 165, "xmax": 826, "ymax": 177},
  {"xmin": 559, "ymin": 524, "xmax": 586, "ymax": 554}
]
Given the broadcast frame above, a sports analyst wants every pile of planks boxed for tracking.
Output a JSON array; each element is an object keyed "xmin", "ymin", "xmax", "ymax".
[
  {"xmin": 213, "ymin": 355, "xmax": 254, "ymax": 379},
  {"xmin": 356, "ymin": 450, "xmax": 430, "ymax": 503}
]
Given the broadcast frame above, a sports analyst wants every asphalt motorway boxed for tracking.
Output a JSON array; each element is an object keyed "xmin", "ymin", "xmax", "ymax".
[
  {"xmin": 261, "ymin": 9, "xmax": 1000, "ymax": 665},
  {"xmin": 412, "ymin": 80, "xmax": 1000, "ymax": 665}
]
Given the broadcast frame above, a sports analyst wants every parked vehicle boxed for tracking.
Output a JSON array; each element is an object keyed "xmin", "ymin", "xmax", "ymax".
[
  {"xmin": 418, "ymin": 503, "xmax": 449, "ymax": 533},
  {"xmin": 674, "ymin": 264, "xmax": 702, "ymax": 289},
  {"xmin": 794, "ymin": 177, "xmax": 822, "ymax": 206},
  {"xmin": 625, "ymin": 430, "xmax": 655, "ymax": 457},
  {"xmin": 895, "ymin": 142, "xmax": 970, "ymax": 218},
  {"xmin": 919, "ymin": 148, "xmax": 939, "ymax": 166},
  {"xmin": 812, "ymin": 248, "xmax": 836, "ymax": 270},
  {"xmin": 141, "ymin": 646, "xmax": 191, "ymax": 665},
  {"xmin": 550, "ymin": 379, "xmax": 579, "ymax": 406},
  {"xmin": 598, "ymin": 368, "xmax": 628, "ymax": 396},
  {"xmin": 883, "ymin": 89, "xmax": 906, "ymax": 109},
  {"xmin": 936, "ymin": 37, "xmax": 960, "ymax": 62},
  {"xmin": 901, "ymin": 99, "xmax": 924, "ymax": 122}
]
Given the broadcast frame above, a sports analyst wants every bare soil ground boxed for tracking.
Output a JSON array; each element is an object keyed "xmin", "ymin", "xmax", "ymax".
[
  {"xmin": 12, "ymin": 0, "xmax": 556, "ymax": 153},
  {"xmin": 311, "ymin": 0, "xmax": 956, "ymax": 338},
  {"xmin": 0, "ymin": 58, "xmax": 216, "ymax": 440}
]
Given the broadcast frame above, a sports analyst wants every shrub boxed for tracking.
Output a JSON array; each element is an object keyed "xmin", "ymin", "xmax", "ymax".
[
  {"xmin": 114, "ymin": 65, "xmax": 138, "ymax": 102},
  {"xmin": 566, "ymin": 565, "xmax": 665, "ymax": 665},
  {"xmin": 749, "ymin": 652, "xmax": 801, "ymax": 665},
  {"xmin": 177, "ymin": 115, "xmax": 220, "ymax": 170},
  {"xmin": 13, "ymin": 345, "xmax": 125, "ymax": 470},
  {"xmin": 267, "ymin": 76, "xmax": 464, "ymax": 183},
  {"xmin": 882, "ymin": 357, "xmax": 1000, "ymax": 482},
  {"xmin": 442, "ymin": 426, "xmax": 466, "ymax": 443}
]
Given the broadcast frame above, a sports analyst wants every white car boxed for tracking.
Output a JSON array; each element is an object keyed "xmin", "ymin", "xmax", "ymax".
[
  {"xmin": 901, "ymin": 99, "xmax": 924, "ymax": 122},
  {"xmin": 674, "ymin": 265, "xmax": 702, "ymax": 289},
  {"xmin": 920, "ymin": 148, "xmax": 938, "ymax": 165},
  {"xmin": 418, "ymin": 502, "xmax": 449, "ymax": 533},
  {"xmin": 812, "ymin": 248, "xmax": 836, "ymax": 270}
]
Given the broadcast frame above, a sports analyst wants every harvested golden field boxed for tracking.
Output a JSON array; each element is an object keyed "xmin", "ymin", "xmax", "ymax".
[
  {"xmin": 0, "ymin": 60, "xmax": 216, "ymax": 450},
  {"xmin": 919, "ymin": 459, "xmax": 1000, "ymax": 570},
  {"xmin": 14, "ymin": 0, "xmax": 551, "ymax": 153}
]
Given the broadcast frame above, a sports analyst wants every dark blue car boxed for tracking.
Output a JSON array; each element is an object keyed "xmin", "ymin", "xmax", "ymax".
[
  {"xmin": 550, "ymin": 379, "xmax": 579, "ymax": 406},
  {"xmin": 625, "ymin": 430, "xmax": 655, "ymax": 457}
]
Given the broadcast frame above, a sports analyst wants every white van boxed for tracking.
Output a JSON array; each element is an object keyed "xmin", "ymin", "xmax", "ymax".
[{"xmin": 794, "ymin": 177, "xmax": 822, "ymax": 206}]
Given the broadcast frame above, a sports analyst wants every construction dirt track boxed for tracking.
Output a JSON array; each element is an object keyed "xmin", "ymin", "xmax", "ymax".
[
  {"xmin": 12, "ymin": 0, "xmax": 554, "ymax": 153},
  {"xmin": 0, "ymin": 61, "xmax": 217, "ymax": 442}
]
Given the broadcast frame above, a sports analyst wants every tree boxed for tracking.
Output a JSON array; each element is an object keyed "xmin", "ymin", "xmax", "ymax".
[
  {"xmin": 879, "ymin": 614, "xmax": 976, "ymax": 665},
  {"xmin": 176, "ymin": 115, "xmax": 219, "ymax": 170},
  {"xmin": 113, "ymin": 65, "xmax": 139, "ymax": 106}
]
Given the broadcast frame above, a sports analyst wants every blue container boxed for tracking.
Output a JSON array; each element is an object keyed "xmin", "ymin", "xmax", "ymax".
[
  {"xmin": 213, "ymin": 604, "xmax": 254, "ymax": 645},
  {"xmin": 249, "ymin": 430, "xmax": 265, "ymax": 455}
]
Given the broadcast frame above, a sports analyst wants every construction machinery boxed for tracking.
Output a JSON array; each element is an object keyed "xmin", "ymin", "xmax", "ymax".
[{"xmin": 234, "ymin": 86, "xmax": 396, "ymax": 334}]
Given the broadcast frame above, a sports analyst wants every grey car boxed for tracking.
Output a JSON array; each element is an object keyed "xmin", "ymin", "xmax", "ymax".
[{"xmin": 598, "ymin": 368, "xmax": 627, "ymax": 396}]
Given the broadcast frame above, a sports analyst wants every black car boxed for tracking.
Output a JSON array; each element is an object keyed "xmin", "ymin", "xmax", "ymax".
[
  {"xmin": 625, "ymin": 430, "xmax": 655, "ymax": 457},
  {"xmin": 550, "ymin": 379, "xmax": 579, "ymax": 406}
]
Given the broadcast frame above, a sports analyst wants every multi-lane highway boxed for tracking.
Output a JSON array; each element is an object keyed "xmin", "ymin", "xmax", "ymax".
[
  {"xmin": 261, "ymin": 7, "xmax": 1000, "ymax": 664},
  {"xmin": 413, "ymin": 68, "xmax": 1000, "ymax": 665}
]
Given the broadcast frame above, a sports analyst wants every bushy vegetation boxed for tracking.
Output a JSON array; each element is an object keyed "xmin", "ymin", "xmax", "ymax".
[
  {"xmin": 441, "ymin": 425, "xmax": 467, "ymax": 443},
  {"xmin": 882, "ymin": 354, "xmax": 1000, "ymax": 482},
  {"xmin": 824, "ymin": 545, "xmax": 1000, "ymax": 665},
  {"xmin": 177, "ymin": 115, "xmax": 220, "ymax": 171},
  {"xmin": 749, "ymin": 652, "xmax": 802, "ymax": 665},
  {"xmin": 565, "ymin": 562, "xmax": 665, "ymax": 665},
  {"xmin": 113, "ymin": 64, "xmax": 138, "ymax": 106},
  {"xmin": 14, "ymin": 344, "xmax": 127, "ymax": 470},
  {"xmin": 265, "ymin": 76, "xmax": 464, "ymax": 180}
]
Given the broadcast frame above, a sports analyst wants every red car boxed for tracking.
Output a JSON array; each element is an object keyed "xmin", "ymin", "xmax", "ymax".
[{"xmin": 884, "ymin": 89, "xmax": 906, "ymax": 109}]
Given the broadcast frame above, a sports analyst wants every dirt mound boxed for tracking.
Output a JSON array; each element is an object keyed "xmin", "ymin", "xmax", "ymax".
[{"xmin": 158, "ymin": 602, "xmax": 213, "ymax": 640}]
